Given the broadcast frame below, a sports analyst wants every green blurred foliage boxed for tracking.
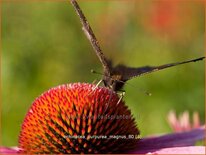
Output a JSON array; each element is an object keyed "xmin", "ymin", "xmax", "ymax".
[{"xmin": 1, "ymin": 1, "xmax": 205, "ymax": 146}]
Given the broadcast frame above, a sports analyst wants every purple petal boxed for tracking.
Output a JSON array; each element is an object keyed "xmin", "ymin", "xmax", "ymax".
[
  {"xmin": 0, "ymin": 147, "xmax": 20, "ymax": 154},
  {"xmin": 131, "ymin": 126, "xmax": 205, "ymax": 154}
]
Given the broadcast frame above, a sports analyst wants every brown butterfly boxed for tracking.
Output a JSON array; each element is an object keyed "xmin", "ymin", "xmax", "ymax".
[{"xmin": 71, "ymin": 0, "xmax": 205, "ymax": 92}]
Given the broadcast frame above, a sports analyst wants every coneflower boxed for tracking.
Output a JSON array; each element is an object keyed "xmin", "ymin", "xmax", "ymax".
[{"xmin": 18, "ymin": 83, "xmax": 139, "ymax": 154}]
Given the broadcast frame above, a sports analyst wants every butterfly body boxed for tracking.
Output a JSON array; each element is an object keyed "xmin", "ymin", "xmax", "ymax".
[
  {"xmin": 101, "ymin": 60, "xmax": 130, "ymax": 91},
  {"xmin": 103, "ymin": 72, "xmax": 124, "ymax": 91},
  {"xmin": 71, "ymin": 0, "xmax": 205, "ymax": 93}
]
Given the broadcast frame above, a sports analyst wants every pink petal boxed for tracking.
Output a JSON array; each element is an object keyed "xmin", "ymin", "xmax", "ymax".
[
  {"xmin": 193, "ymin": 111, "xmax": 200, "ymax": 128},
  {"xmin": 131, "ymin": 126, "xmax": 205, "ymax": 154},
  {"xmin": 152, "ymin": 146, "xmax": 205, "ymax": 154},
  {"xmin": 167, "ymin": 110, "xmax": 181, "ymax": 132},
  {"xmin": 179, "ymin": 111, "xmax": 191, "ymax": 131},
  {"xmin": 0, "ymin": 147, "xmax": 20, "ymax": 154}
]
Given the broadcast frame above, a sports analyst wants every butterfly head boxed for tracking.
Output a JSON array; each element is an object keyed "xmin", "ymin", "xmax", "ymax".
[{"xmin": 103, "ymin": 74, "xmax": 125, "ymax": 92}]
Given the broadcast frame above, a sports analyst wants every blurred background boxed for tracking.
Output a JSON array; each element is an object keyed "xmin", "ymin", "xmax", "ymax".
[{"xmin": 1, "ymin": 0, "xmax": 205, "ymax": 146}]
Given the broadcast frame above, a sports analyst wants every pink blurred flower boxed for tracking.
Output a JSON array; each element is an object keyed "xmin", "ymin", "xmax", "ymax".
[{"xmin": 167, "ymin": 110, "xmax": 201, "ymax": 132}]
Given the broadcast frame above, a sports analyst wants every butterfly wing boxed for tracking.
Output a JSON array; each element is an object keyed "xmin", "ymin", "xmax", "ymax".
[
  {"xmin": 115, "ymin": 57, "xmax": 205, "ymax": 81},
  {"xmin": 71, "ymin": 0, "xmax": 112, "ymax": 76}
]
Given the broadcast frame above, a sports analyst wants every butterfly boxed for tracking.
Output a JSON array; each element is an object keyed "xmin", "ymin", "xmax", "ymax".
[{"xmin": 71, "ymin": 0, "xmax": 205, "ymax": 92}]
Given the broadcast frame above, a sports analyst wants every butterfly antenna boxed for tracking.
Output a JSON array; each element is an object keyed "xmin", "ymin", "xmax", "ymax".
[
  {"xmin": 125, "ymin": 82, "xmax": 152, "ymax": 96},
  {"xmin": 91, "ymin": 69, "xmax": 103, "ymax": 75},
  {"xmin": 91, "ymin": 69, "xmax": 152, "ymax": 96},
  {"xmin": 70, "ymin": 0, "xmax": 111, "ymax": 75}
]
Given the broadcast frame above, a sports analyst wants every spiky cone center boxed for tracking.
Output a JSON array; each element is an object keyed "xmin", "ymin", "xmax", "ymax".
[{"xmin": 19, "ymin": 83, "xmax": 139, "ymax": 153}]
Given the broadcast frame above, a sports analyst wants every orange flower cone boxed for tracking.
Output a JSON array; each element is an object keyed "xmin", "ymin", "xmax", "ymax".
[{"xmin": 18, "ymin": 83, "xmax": 139, "ymax": 154}]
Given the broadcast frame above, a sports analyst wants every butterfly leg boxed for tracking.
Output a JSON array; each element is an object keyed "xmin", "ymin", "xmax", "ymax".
[
  {"xmin": 88, "ymin": 79, "xmax": 103, "ymax": 96},
  {"xmin": 116, "ymin": 90, "xmax": 125, "ymax": 105},
  {"xmin": 92, "ymin": 79, "xmax": 103, "ymax": 90},
  {"xmin": 104, "ymin": 90, "xmax": 125, "ymax": 114},
  {"xmin": 103, "ymin": 90, "xmax": 113, "ymax": 114},
  {"xmin": 106, "ymin": 90, "xmax": 125, "ymax": 110},
  {"xmin": 91, "ymin": 79, "xmax": 97, "ymax": 84}
]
